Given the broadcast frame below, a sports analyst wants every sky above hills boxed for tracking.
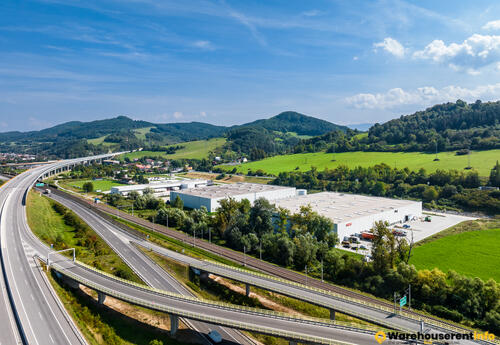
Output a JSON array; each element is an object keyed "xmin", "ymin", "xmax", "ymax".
[{"xmin": 2, "ymin": 0, "xmax": 500, "ymax": 131}]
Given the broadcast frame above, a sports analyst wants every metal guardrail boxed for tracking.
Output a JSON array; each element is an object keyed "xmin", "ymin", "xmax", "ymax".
[
  {"xmin": 50, "ymin": 262, "xmax": 360, "ymax": 345},
  {"xmin": 193, "ymin": 259, "xmax": 500, "ymax": 345}
]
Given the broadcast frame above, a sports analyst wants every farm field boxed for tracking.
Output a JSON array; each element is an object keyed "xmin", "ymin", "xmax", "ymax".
[
  {"xmin": 120, "ymin": 137, "xmax": 226, "ymax": 160},
  {"xmin": 409, "ymin": 228, "xmax": 500, "ymax": 282},
  {"xmin": 61, "ymin": 178, "xmax": 126, "ymax": 192},
  {"xmin": 220, "ymin": 149, "xmax": 500, "ymax": 176}
]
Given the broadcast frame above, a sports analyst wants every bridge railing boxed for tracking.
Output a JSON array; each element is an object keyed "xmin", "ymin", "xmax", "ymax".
[
  {"xmin": 50, "ymin": 261, "xmax": 373, "ymax": 345},
  {"xmin": 193, "ymin": 259, "xmax": 500, "ymax": 344}
]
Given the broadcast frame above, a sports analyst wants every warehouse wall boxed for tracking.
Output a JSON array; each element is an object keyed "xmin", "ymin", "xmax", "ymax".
[{"xmin": 335, "ymin": 202, "xmax": 422, "ymax": 240}]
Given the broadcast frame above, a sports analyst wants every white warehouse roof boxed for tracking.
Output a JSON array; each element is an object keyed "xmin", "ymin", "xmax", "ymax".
[
  {"xmin": 274, "ymin": 192, "xmax": 420, "ymax": 224},
  {"xmin": 110, "ymin": 179, "xmax": 208, "ymax": 194},
  {"xmin": 173, "ymin": 183, "xmax": 295, "ymax": 199}
]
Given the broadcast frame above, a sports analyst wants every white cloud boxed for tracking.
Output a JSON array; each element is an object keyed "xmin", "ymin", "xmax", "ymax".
[
  {"xmin": 345, "ymin": 83, "xmax": 500, "ymax": 109},
  {"xmin": 193, "ymin": 40, "xmax": 215, "ymax": 50},
  {"xmin": 353, "ymin": 56, "xmax": 359, "ymax": 61},
  {"xmin": 173, "ymin": 111, "xmax": 183, "ymax": 119},
  {"xmin": 301, "ymin": 9, "xmax": 322, "ymax": 17},
  {"xmin": 200, "ymin": 111, "xmax": 207, "ymax": 117},
  {"xmin": 483, "ymin": 20, "xmax": 500, "ymax": 30},
  {"xmin": 413, "ymin": 34, "xmax": 500, "ymax": 70},
  {"xmin": 373, "ymin": 37, "xmax": 405, "ymax": 58}
]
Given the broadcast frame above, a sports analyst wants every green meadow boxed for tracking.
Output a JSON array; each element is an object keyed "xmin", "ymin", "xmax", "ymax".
[
  {"xmin": 410, "ymin": 228, "xmax": 500, "ymax": 282},
  {"xmin": 220, "ymin": 149, "xmax": 500, "ymax": 176},
  {"xmin": 64, "ymin": 179, "xmax": 125, "ymax": 192},
  {"xmin": 120, "ymin": 137, "xmax": 226, "ymax": 160}
]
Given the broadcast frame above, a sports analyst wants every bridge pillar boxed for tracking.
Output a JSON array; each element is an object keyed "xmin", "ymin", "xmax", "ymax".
[
  {"xmin": 200, "ymin": 270, "xmax": 209, "ymax": 281},
  {"xmin": 245, "ymin": 283, "xmax": 251, "ymax": 297},
  {"xmin": 330, "ymin": 309, "xmax": 336, "ymax": 320},
  {"xmin": 170, "ymin": 315, "xmax": 178, "ymax": 335},
  {"xmin": 97, "ymin": 291, "xmax": 106, "ymax": 304}
]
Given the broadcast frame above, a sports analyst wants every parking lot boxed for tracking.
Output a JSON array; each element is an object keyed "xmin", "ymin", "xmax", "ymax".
[{"xmin": 339, "ymin": 212, "xmax": 478, "ymax": 257}]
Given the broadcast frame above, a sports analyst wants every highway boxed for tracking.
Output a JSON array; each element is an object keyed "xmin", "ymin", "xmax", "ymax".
[{"xmin": 0, "ymin": 154, "xmax": 122, "ymax": 345}]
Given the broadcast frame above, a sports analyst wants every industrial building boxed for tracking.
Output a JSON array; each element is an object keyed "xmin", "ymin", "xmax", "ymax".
[
  {"xmin": 273, "ymin": 192, "xmax": 422, "ymax": 240},
  {"xmin": 170, "ymin": 183, "xmax": 298, "ymax": 212},
  {"xmin": 110, "ymin": 179, "xmax": 209, "ymax": 197}
]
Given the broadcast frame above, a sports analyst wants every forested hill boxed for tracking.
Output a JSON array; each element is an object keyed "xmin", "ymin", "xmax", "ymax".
[
  {"xmin": 367, "ymin": 100, "xmax": 500, "ymax": 151},
  {"xmin": 0, "ymin": 112, "xmax": 344, "ymax": 158},
  {"xmin": 293, "ymin": 100, "xmax": 500, "ymax": 154},
  {"xmin": 236, "ymin": 111, "xmax": 348, "ymax": 136}
]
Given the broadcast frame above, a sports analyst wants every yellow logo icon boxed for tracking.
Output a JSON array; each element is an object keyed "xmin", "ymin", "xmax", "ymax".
[{"xmin": 375, "ymin": 331, "xmax": 386, "ymax": 344}]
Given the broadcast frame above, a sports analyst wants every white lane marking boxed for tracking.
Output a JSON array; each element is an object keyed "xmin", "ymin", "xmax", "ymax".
[
  {"xmin": 1, "ymin": 193, "xmax": 40, "ymax": 345},
  {"xmin": 31, "ymin": 293, "xmax": 34, "ymax": 301},
  {"xmin": 38, "ymin": 311, "xmax": 44, "ymax": 320},
  {"xmin": 49, "ymin": 334, "xmax": 54, "ymax": 343}
]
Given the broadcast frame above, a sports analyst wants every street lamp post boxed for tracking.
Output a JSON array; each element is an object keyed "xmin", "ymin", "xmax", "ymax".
[
  {"xmin": 305, "ymin": 265, "xmax": 308, "ymax": 286},
  {"xmin": 244, "ymin": 246, "xmax": 246, "ymax": 267}
]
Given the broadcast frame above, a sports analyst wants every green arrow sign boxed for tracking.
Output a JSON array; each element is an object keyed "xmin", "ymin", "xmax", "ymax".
[{"xmin": 400, "ymin": 296, "xmax": 407, "ymax": 307}]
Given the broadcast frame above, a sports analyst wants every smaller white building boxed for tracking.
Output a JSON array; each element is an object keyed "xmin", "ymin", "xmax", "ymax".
[
  {"xmin": 110, "ymin": 179, "xmax": 208, "ymax": 197},
  {"xmin": 170, "ymin": 183, "xmax": 297, "ymax": 212},
  {"xmin": 274, "ymin": 192, "xmax": 422, "ymax": 240}
]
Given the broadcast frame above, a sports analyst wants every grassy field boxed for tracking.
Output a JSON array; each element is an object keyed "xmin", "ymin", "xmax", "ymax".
[
  {"xmin": 27, "ymin": 191, "xmax": 140, "ymax": 282},
  {"xmin": 120, "ymin": 137, "xmax": 226, "ymax": 161},
  {"xmin": 409, "ymin": 221, "xmax": 500, "ymax": 282},
  {"xmin": 220, "ymin": 149, "xmax": 500, "ymax": 176},
  {"xmin": 61, "ymin": 178, "xmax": 126, "ymax": 192}
]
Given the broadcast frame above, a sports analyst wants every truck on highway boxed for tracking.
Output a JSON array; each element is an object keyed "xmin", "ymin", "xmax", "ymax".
[{"xmin": 208, "ymin": 330, "xmax": 222, "ymax": 343}]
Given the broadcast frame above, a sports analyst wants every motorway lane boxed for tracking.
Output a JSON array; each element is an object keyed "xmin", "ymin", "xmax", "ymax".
[
  {"xmin": 49, "ymin": 193, "xmax": 255, "ymax": 345},
  {"xmin": 2, "ymin": 172, "xmax": 86, "ymax": 345},
  {"xmin": 0, "ymin": 181, "xmax": 23, "ymax": 345}
]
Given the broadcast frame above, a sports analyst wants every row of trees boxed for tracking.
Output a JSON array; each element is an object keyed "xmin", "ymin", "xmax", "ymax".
[{"xmin": 273, "ymin": 163, "xmax": 500, "ymax": 214}]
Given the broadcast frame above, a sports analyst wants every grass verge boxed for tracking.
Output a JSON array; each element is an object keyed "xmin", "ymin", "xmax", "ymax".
[{"xmin": 27, "ymin": 190, "xmax": 141, "ymax": 283}]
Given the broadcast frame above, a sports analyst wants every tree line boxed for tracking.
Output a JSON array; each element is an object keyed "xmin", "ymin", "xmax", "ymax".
[{"xmin": 272, "ymin": 163, "xmax": 500, "ymax": 214}]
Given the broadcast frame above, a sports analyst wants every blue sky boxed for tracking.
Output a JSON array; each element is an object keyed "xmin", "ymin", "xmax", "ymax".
[{"xmin": 2, "ymin": 0, "xmax": 500, "ymax": 131}]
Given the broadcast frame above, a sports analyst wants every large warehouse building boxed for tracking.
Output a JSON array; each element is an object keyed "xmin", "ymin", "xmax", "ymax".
[
  {"xmin": 273, "ymin": 192, "xmax": 422, "ymax": 240},
  {"xmin": 110, "ymin": 179, "xmax": 208, "ymax": 197},
  {"xmin": 170, "ymin": 183, "xmax": 297, "ymax": 212}
]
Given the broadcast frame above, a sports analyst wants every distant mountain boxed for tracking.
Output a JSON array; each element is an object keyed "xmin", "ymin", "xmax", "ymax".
[
  {"xmin": 236, "ymin": 111, "xmax": 348, "ymax": 136},
  {"xmin": 346, "ymin": 123, "xmax": 373, "ymax": 131},
  {"xmin": 0, "ymin": 112, "xmax": 346, "ymax": 158}
]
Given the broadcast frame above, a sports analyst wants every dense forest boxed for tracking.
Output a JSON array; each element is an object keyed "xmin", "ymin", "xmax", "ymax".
[
  {"xmin": 272, "ymin": 163, "xmax": 500, "ymax": 214},
  {"xmin": 293, "ymin": 100, "xmax": 500, "ymax": 154}
]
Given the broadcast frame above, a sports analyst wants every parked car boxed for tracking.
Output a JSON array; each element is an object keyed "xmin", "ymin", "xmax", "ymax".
[
  {"xmin": 360, "ymin": 245, "xmax": 367, "ymax": 250},
  {"xmin": 208, "ymin": 330, "xmax": 222, "ymax": 343},
  {"xmin": 403, "ymin": 224, "xmax": 411, "ymax": 229}
]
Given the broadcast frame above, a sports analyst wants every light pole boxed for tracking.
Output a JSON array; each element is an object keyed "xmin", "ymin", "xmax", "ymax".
[
  {"xmin": 305, "ymin": 265, "xmax": 308, "ymax": 286},
  {"xmin": 208, "ymin": 228, "xmax": 211, "ymax": 243},
  {"xmin": 259, "ymin": 239, "xmax": 262, "ymax": 261},
  {"xmin": 321, "ymin": 259, "xmax": 324, "ymax": 282},
  {"xmin": 243, "ymin": 246, "xmax": 247, "ymax": 267}
]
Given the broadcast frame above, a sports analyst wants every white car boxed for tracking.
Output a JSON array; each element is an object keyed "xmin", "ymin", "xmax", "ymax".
[{"xmin": 208, "ymin": 330, "xmax": 222, "ymax": 343}]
